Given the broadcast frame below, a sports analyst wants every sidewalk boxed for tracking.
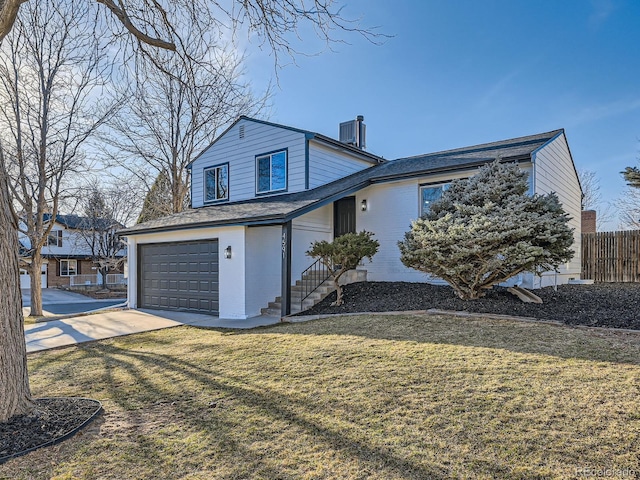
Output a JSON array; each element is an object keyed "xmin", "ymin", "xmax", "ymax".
[{"xmin": 25, "ymin": 309, "xmax": 281, "ymax": 353}]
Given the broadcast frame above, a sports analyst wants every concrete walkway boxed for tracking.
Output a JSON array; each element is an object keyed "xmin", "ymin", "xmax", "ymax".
[{"xmin": 25, "ymin": 309, "xmax": 282, "ymax": 353}]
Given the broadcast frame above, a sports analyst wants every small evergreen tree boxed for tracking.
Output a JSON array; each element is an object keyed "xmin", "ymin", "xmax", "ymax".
[
  {"xmin": 398, "ymin": 161, "xmax": 575, "ymax": 300},
  {"xmin": 137, "ymin": 171, "xmax": 189, "ymax": 224},
  {"xmin": 307, "ymin": 231, "xmax": 379, "ymax": 306},
  {"xmin": 622, "ymin": 166, "xmax": 640, "ymax": 189}
]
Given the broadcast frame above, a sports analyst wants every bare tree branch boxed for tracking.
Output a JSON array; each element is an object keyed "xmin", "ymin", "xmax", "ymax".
[
  {"xmin": 96, "ymin": 0, "xmax": 175, "ymax": 50},
  {"xmin": 0, "ymin": 0, "xmax": 27, "ymax": 43},
  {"xmin": 102, "ymin": 33, "xmax": 270, "ymax": 218},
  {"xmin": 0, "ymin": 0, "xmax": 117, "ymax": 315}
]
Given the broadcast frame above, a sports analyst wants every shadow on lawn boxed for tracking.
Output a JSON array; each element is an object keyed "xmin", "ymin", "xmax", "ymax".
[
  {"xmin": 77, "ymin": 342, "xmax": 450, "ymax": 480},
  {"xmin": 222, "ymin": 313, "xmax": 640, "ymax": 366}
]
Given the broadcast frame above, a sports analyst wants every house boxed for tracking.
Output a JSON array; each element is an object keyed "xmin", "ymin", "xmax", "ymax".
[
  {"xmin": 18, "ymin": 214, "xmax": 127, "ymax": 289},
  {"xmin": 120, "ymin": 116, "xmax": 582, "ymax": 319}
]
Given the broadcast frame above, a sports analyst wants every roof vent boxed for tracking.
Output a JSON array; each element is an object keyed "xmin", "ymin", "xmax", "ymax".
[
  {"xmin": 339, "ymin": 115, "xmax": 366, "ymax": 149},
  {"xmin": 239, "ymin": 124, "xmax": 245, "ymax": 139}
]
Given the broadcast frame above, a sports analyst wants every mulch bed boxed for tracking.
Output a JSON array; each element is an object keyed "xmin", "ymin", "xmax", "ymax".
[
  {"xmin": 0, "ymin": 398, "xmax": 102, "ymax": 463},
  {"xmin": 300, "ymin": 282, "xmax": 640, "ymax": 330}
]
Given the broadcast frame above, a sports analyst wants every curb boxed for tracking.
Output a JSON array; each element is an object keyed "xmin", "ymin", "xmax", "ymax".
[{"xmin": 31, "ymin": 304, "xmax": 128, "ymax": 323}]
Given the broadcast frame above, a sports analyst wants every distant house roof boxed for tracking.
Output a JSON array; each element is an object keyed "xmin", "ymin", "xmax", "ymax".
[
  {"xmin": 18, "ymin": 241, "xmax": 29, "ymax": 256},
  {"xmin": 122, "ymin": 128, "xmax": 564, "ymax": 236},
  {"xmin": 187, "ymin": 116, "xmax": 386, "ymax": 167},
  {"xmin": 43, "ymin": 213, "xmax": 123, "ymax": 230}
]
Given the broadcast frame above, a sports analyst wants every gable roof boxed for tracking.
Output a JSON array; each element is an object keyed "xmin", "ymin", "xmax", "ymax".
[
  {"xmin": 187, "ymin": 116, "xmax": 385, "ymax": 168},
  {"xmin": 43, "ymin": 213, "xmax": 123, "ymax": 230},
  {"xmin": 121, "ymin": 128, "xmax": 564, "ymax": 236}
]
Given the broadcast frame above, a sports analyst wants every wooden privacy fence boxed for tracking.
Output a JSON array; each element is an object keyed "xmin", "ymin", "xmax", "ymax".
[{"xmin": 582, "ymin": 230, "xmax": 640, "ymax": 282}]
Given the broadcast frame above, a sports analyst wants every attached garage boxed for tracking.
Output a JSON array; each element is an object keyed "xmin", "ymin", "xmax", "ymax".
[
  {"xmin": 19, "ymin": 264, "xmax": 48, "ymax": 289},
  {"xmin": 139, "ymin": 240, "xmax": 219, "ymax": 314}
]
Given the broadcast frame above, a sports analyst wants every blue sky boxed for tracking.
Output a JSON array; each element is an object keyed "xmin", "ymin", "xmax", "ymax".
[{"xmin": 246, "ymin": 0, "xmax": 640, "ymax": 230}]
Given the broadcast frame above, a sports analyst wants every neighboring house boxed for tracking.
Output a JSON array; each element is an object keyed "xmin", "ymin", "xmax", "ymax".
[
  {"xmin": 18, "ymin": 214, "xmax": 126, "ymax": 289},
  {"xmin": 120, "ymin": 116, "xmax": 582, "ymax": 319}
]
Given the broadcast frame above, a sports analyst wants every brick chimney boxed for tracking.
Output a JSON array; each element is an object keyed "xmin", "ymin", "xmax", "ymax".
[{"xmin": 581, "ymin": 210, "xmax": 596, "ymax": 234}]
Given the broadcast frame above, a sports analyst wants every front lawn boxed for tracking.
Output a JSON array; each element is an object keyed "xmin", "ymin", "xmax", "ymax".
[{"xmin": 3, "ymin": 314, "xmax": 640, "ymax": 479}]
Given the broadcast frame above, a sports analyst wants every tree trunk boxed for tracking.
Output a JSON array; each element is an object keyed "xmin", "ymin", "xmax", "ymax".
[
  {"xmin": 100, "ymin": 266, "xmax": 108, "ymax": 289},
  {"xmin": 28, "ymin": 250, "xmax": 43, "ymax": 316},
  {"xmin": 331, "ymin": 268, "xmax": 347, "ymax": 306},
  {"xmin": 0, "ymin": 171, "xmax": 33, "ymax": 422}
]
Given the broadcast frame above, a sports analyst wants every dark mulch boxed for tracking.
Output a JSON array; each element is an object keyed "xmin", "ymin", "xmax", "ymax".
[
  {"xmin": 300, "ymin": 282, "xmax": 640, "ymax": 330},
  {"xmin": 0, "ymin": 398, "xmax": 102, "ymax": 463}
]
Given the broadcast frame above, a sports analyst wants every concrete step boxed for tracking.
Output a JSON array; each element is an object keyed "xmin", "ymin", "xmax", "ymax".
[
  {"xmin": 276, "ymin": 291, "xmax": 324, "ymax": 303},
  {"xmin": 262, "ymin": 278, "xmax": 336, "ymax": 316},
  {"xmin": 294, "ymin": 279, "xmax": 333, "ymax": 288},
  {"xmin": 260, "ymin": 305, "xmax": 302, "ymax": 316}
]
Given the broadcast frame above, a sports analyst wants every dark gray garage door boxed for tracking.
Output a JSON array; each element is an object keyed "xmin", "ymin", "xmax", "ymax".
[{"xmin": 139, "ymin": 240, "xmax": 219, "ymax": 314}]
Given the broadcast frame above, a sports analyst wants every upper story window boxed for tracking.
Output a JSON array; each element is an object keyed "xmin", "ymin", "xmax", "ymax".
[
  {"xmin": 47, "ymin": 230, "xmax": 62, "ymax": 247},
  {"xmin": 419, "ymin": 183, "xmax": 450, "ymax": 217},
  {"xmin": 204, "ymin": 164, "xmax": 229, "ymax": 203},
  {"xmin": 256, "ymin": 149, "xmax": 287, "ymax": 194}
]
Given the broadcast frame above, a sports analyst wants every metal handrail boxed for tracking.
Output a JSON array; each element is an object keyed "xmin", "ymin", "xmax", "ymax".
[{"xmin": 299, "ymin": 258, "xmax": 332, "ymax": 309}]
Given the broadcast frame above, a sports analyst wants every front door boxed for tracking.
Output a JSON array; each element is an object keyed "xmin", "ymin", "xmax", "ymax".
[{"xmin": 334, "ymin": 197, "xmax": 356, "ymax": 238}]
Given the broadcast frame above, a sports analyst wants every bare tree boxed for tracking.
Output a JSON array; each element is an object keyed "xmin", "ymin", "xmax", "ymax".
[
  {"xmin": 0, "ymin": 0, "xmax": 383, "ymax": 424},
  {"xmin": 616, "ymin": 187, "xmax": 640, "ymax": 230},
  {"xmin": 105, "ymin": 35, "xmax": 269, "ymax": 217},
  {"xmin": 0, "ymin": 0, "xmax": 116, "ymax": 316},
  {"xmin": 579, "ymin": 170, "xmax": 603, "ymax": 210},
  {"xmin": 74, "ymin": 183, "xmax": 137, "ymax": 289},
  {"xmin": 578, "ymin": 169, "xmax": 613, "ymax": 231},
  {"xmin": 0, "ymin": 148, "xmax": 31, "ymax": 422}
]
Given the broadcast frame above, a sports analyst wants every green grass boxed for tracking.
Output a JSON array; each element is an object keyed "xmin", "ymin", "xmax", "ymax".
[{"xmin": 3, "ymin": 314, "xmax": 640, "ymax": 479}]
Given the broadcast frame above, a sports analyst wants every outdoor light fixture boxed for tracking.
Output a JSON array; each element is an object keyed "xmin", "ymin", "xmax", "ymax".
[
  {"xmin": 224, "ymin": 246, "xmax": 232, "ymax": 259},
  {"xmin": 361, "ymin": 199, "xmax": 367, "ymax": 211}
]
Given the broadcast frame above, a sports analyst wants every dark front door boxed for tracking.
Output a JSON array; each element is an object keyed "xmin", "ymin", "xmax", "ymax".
[{"xmin": 334, "ymin": 196, "xmax": 356, "ymax": 237}]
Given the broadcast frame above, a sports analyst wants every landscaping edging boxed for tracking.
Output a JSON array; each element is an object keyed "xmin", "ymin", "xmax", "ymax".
[
  {"xmin": 0, "ymin": 398, "xmax": 102, "ymax": 464},
  {"xmin": 285, "ymin": 308, "xmax": 640, "ymax": 336}
]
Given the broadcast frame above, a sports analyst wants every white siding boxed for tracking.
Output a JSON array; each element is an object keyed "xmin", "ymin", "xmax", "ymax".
[
  {"xmin": 355, "ymin": 170, "xmax": 474, "ymax": 283},
  {"xmin": 292, "ymin": 204, "xmax": 333, "ymax": 281},
  {"xmin": 191, "ymin": 119, "xmax": 307, "ymax": 208},
  {"xmin": 245, "ymin": 226, "xmax": 281, "ymax": 317},
  {"xmin": 354, "ymin": 165, "xmax": 543, "ymax": 285},
  {"xmin": 18, "ymin": 221, "xmax": 127, "ymax": 259},
  {"xmin": 126, "ymin": 226, "xmax": 248, "ymax": 319},
  {"xmin": 532, "ymin": 133, "xmax": 582, "ymax": 284},
  {"xmin": 307, "ymin": 142, "xmax": 374, "ymax": 189}
]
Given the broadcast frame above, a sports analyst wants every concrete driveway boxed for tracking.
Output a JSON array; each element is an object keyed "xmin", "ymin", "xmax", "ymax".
[{"xmin": 25, "ymin": 309, "xmax": 282, "ymax": 353}]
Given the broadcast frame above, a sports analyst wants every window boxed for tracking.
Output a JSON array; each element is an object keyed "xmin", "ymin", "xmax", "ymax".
[
  {"xmin": 204, "ymin": 164, "xmax": 229, "ymax": 203},
  {"xmin": 60, "ymin": 259, "xmax": 77, "ymax": 276},
  {"xmin": 47, "ymin": 230, "xmax": 62, "ymax": 247},
  {"xmin": 256, "ymin": 150, "xmax": 287, "ymax": 194},
  {"xmin": 419, "ymin": 183, "xmax": 450, "ymax": 216}
]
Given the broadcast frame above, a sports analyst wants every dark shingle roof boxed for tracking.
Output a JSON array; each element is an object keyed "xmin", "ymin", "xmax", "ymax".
[
  {"xmin": 188, "ymin": 116, "xmax": 385, "ymax": 168},
  {"xmin": 121, "ymin": 129, "xmax": 563, "ymax": 236},
  {"xmin": 44, "ymin": 213, "xmax": 122, "ymax": 230}
]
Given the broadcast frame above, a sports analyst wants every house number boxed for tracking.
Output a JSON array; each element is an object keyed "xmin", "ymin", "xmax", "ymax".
[{"xmin": 282, "ymin": 230, "xmax": 287, "ymax": 259}]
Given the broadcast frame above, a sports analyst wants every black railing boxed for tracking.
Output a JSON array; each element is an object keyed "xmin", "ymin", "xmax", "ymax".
[{"xmin": 299, "ymin": 258, "xmax": 332, "ymax": 310}]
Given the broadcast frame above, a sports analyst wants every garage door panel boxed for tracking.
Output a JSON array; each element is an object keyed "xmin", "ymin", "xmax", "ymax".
[{"xmin": 139, "ymin": 240, "xmax": 219, "ymax": 315}]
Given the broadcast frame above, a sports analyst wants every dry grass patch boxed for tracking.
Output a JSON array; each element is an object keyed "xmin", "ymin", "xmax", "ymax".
[{"xmin": 2, "ymin": 314, "xmax": 640, "ymax": 479}]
